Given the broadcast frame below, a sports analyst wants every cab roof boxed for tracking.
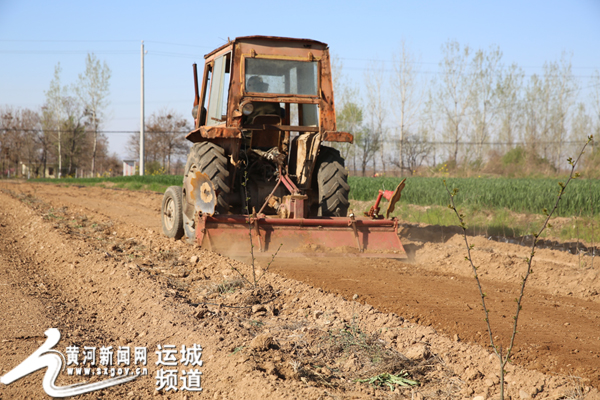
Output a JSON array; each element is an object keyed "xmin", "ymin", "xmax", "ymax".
[{"xmin": 204, "ymin": 35, "xmax": 328, "ymax": 59}]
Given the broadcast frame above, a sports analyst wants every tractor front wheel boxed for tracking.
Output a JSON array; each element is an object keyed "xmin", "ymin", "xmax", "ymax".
[{"xmin": 161, "ymin": 186, "xmax": 185, "ymax": 239}]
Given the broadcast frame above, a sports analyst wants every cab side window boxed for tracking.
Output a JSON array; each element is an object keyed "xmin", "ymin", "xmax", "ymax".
[{"xmin": 206, "ymin": 53, "xmax": 231, "ymax": 126}]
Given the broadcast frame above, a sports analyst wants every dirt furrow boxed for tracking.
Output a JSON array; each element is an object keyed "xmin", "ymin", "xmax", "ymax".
[
  {"xmin": 270, "ymin": 257, "xmax": 600, "ymax": 386},
  {"xmin": 1, "ymin": 181, "xmax": 598, "ymax": 399}
]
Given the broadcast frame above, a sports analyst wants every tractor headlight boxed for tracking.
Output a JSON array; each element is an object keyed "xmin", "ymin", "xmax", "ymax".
[{"xmin": 241, "ymin": 102, "xmax": 254, "ymax": 116}]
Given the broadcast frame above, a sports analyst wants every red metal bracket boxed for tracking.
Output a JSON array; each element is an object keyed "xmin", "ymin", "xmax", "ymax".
[
  {"xmin": 364, "ymin": 190, "xmax": 384, "ymax": 219},
  {"xmin": 280, "ymin": 174, "xmax": 300, "ymax": 195}
]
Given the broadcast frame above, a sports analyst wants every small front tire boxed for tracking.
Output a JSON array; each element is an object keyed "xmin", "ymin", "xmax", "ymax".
[{"xmin": 161, "ymin": 186, "xmax": 185, "ymax": 239}]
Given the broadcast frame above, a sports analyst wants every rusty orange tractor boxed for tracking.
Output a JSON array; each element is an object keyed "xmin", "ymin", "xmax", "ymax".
[{"xmin": 161, "ymin": 36, "xmax": 406, "ymax": 258}]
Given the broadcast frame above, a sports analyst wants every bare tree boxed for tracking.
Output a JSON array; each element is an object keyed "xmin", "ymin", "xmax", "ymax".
[
  {"xmin": 436, "ymin": 40, "xmax": 475, "ymax": 165},
  {"xmin": 74, "ymin": 53, "xmax": 111, "ymax": 177},
  {"xmin": 0, "ymin": 107, "xmax": 41, "ymax": 178},
  {"xmin": 590, "ymin": 71, "xmax": 600, "ymax": 168},
  {"xmin": 60, "ymin": 96, "xmax": 86, "ymax": 176},
  {"xmin": 44, "ymin": 63, "xmax": 68, "ymax": 177},
  {"xmin": 572, "ymin": 102, "xmax": 591, "ymax": 141},
  {"xmin": 523, "ymin": 54, "xmax": 577, "ymax": 169},
  {"xmin": 360, "ymin": 61, "xmax": 387, "ymax": 176},
  {"xmin": 496, "ymin": 63, "xmax": 524, "ymax": 152},
  {"xmin": 523, "ymin": 73, "xmax": 548, "ymax": 157},
  {"xmin": 337, "ymin": 99, "xmax": 364, "ymax": 173},
  {"xmin": 20, "ymin": 109, "xmax": 42, "ymax": 178},
  {"xmin": 330, "ymin": 52, "xmax": 345, "ymax": 105},
  {"xmin": 128, "ymin": 109, "xmax": 190, "ymax": 173},
  {"xmin": 39, "ymin": 106, "xmax": 56, "ymax": 177},
  {"xmin": 330, "ymin": 53, "xmax": 361, "ymax": 173},
  {"xmin": 547, "ymin": 53, "xmax": 578, "ymax": 169},
  {"xmin": 0, "ymin": 107, "xmax": 24, "ymax": 177},
  {"xmin": 0, "ymin": 115, "xmax": 4, "ymax": 175},
  {"xmin": 151, "ymin": 110, "xmax": 190, "ymax": 172},
  {"xmin": 592, "ymin": 71, "xmax": 600, "ymax": 137},
  {"xmin": 468, "ymin": 46, "xmax": 502, "ymax": 162},
  {"xmin": 390, "ymin": 40, "xmax": 424, "ymax": 172},
  {"xmin": 400, "ymin": 133, "xmax": 433, "ymax": 173}
]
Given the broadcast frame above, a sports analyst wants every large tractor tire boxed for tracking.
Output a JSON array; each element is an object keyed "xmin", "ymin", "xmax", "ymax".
[
  {"xmin": 183, "ymin": 142, "xmax": 231, "ymax": 239},
  {"xmin": 161, "ymin": 186, "xmax": 185, "ymax": 239},
  {"xmin": 184, "ymin": 142, "xmax": 231, "ymax": 210},
  {"xmin": 316, "ymin": 146, "xmax": 350, "ymax": 217}
]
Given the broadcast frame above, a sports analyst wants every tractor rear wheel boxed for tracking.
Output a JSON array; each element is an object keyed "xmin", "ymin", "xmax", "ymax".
[
  {"xmin": 316, "ymin": 146, "xmax": 350, "ymax": 217},
  {"xmin": 183, "ymin": 142, "xmax": 231, "ymax": 239},
  {"xmin": 161, "ymin": 186, "xmax": 185, "ymax": 239}
]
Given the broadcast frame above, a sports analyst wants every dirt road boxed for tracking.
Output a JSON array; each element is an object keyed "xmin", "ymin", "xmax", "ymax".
[{"xmin": 0, "ymin": 181, "xmax": 598, "ymax": 399}]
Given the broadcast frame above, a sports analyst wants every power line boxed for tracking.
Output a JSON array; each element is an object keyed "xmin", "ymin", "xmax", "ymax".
[
  {"xmin": 0, "ymin": 129, "xmax": 594, "ymax": 145},
  {"xmin": 144, "ymin": 41, "xmax": 212, "ymax": 49},
  {"xmin": 340, "ymin": 56, "xmax": 600, "ymax": 70},
  {"xmin": 341, "ymin": 65, "xmax": 599, "ymax": 80},
  {"xmin": 1, "ymin": 38, "xmax": 598, "ymax": 69},
  {"xmin": 149, "ymin": 51, "xmax": 202, "ymax": 59},
  {"xmin": 0, "ymin": 50, "xmax": 137, "ymax": 55},
  {"xmin": 0, "ymin": 39, "xmax": 138, "ymax": 43},
  {"xmin": 0, "ymin": 128, "xmax": 188, "ymax": 134},
  {"xmin": 0, "ymin": 39, "xmax": 212, "ymax": 48}
]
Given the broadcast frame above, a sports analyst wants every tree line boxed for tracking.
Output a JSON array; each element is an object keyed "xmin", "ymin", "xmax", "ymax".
[
  {"xmin": 3, "ymin": 42, "xmax": 598, "ymax": 180},
  {"xmin": 125, "ymin": 109, "xmax": 191, "ymax": 175},
  {"xmin": 333, "ymin": 40, "xmax": 600, "ymax": 177},
  {"xmin": 0, "ymin": 53, "xmax": 192, "ymax": 178},
  {"xmin": 0, "ymin": 54, "xmax": 116, "ymax": 178}
]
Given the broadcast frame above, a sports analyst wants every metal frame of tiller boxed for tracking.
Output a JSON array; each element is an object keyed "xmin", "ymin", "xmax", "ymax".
[{"xmin": 194, "ymin": 171, "xmax": 407, "ymax": 259}]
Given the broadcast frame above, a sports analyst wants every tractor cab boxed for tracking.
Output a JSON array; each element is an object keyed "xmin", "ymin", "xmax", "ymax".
[{"xmin": 187, "ymin": 36, "xmax": 352, "ymax": 191}]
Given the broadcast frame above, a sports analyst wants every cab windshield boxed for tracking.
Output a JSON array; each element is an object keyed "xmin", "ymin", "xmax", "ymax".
[{"xmin": 245, "ymin": 59, "xmax": 318, "ymax": 96}]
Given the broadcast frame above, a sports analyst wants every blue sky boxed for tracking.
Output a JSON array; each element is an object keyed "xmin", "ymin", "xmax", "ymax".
[{"xmin": 1, "ymin": 0, "xmax": 599, "ymax": 158}]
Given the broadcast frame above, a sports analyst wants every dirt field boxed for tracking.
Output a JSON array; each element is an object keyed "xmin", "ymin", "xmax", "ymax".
[{"xmin": 0, "ymin": 181, "xmax": 599, "ymax": 399}]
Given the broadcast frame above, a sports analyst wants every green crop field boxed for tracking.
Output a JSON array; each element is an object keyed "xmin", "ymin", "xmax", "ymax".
[
  {"xmin": 349, "ymin": 176, "xmax": 600, "ymax": 217},
  {"xmin": 31, "ymin": 174, "xmax": 599, "ymax": 217},
  {"xmin": 32, "ymin": 175, "xmax": 183, "ymax": 194},
  {"xmin": 28, "ymin": 174, "xmax": 599, "ymax": 242}
]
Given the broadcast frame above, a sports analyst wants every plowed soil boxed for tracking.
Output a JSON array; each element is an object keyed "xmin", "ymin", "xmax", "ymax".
[{"xmin": 0, "ymin": 181, "xmax": 599, "ymax": 400}]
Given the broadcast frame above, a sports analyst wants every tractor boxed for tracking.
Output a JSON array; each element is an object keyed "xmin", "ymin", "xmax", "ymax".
[{"xmin": 161, "ymin": 36, "xmax": 405, "ymax": 258}]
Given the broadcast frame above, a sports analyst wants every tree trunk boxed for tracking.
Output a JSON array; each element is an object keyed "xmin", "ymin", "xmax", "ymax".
[
  {"xmin": 399, "ymin": 128, "xmax": 404, "ymax": 171},
  {"xmin": 91, "ymin": 113, "xmax": 98, "ymax": 177},
  {"xmin": 42, "ymin": 147, "xmax": 47, "ymax": 178},
  {"xmin": 454, "ymin": 139, "xmax": 459, "ymax": 164},
  {"xmin": 58, "ymin": 130, "xmax": 62, "ymax": 178},
  {"xmin": 91, "ymin": 130, "xmax": 97, "ymax": 177},
  {"xmin": 69, "ymin": 133, "xmax": 75, "ymax": 175},
  {"xmin": 361, "ymin": 157, "xmax": 367, "ymax": 177},
  {"xmin": 373, "ymin": 156, "xmax": 377, "ymax": 176}
]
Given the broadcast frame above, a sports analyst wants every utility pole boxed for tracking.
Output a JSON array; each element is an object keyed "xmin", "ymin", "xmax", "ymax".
[{"xmin": 140, "ymin": 40, "xmax": 145, "ymax": 176}]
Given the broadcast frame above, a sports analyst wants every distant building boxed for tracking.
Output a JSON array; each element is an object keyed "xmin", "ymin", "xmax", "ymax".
[
  {"xmin": 122, "ymin": 160, "xmax": 137, "ymax": 176},
  {"xmin": 19, "ymin": 163, "xmax": 56, "ymax": 179}
]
